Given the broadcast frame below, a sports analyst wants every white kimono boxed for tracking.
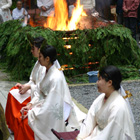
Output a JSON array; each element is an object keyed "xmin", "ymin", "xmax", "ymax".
[
  {"xmin": 26, "ymin": 61, "xmax": 46, "ymax": 104},
  {"xmin": 10, "ymin": 61, "xmax": 46, "ymax": 104},
  {"xmin": 37, "ymin": 0, "xmax": 54, "ymax": 17},
  {"xmin": 77, "ymin": 91, "xmax": 136, "ymax": 140},
  {"xmin": 0, "ymin": 0, "xmax": 12, "ymax": 23},
  {"xmin": 28, "ymin": 65, "xmax": 80, "ymax": 140}
]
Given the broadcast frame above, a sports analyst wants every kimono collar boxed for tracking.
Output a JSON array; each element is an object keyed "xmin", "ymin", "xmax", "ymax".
[
  {"xmin": 104, "ymin": 91, "xmax": 120, "ymax": 104},
  {"xmin": 46, "ymin": 64, "xmax": 56, "ymax": 74}
]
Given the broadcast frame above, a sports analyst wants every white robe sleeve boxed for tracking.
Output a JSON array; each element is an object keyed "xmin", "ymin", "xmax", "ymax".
[
  {"xmin": 77, "ymin": 102, "xmax": 97, "ymax": 139},
  {"xmin": 25, "ymin": 61, "xmax": 39, "ymax": 95},
  {"xmin": 37, "ymin": 0, "xmax": 44, "ymax": 8},
  {"xmin": 119, "ymin": 86, "xmax": 135, "ymax": 123},
  {"xmin": 92, "ymin": 119, "xmax": 125, "ymax": 140},
  {"xmin": 44, "ymin": 1, "xmax": 54, "ymax": 10},
  {"xmin": 28, "ymin": 83, "xmax": 40, "ymax": 105},
  {"xmin": 26, "ymin": 61, "xmax": 44, "ymax": 105},
  {"xmin": 91, "ymin": 0, "xmax": 96, "ymax": 8},
  {"xmin": 26, "ymin": 76, "xmax": 36, "ymax": 95},
  {"xmin": 37, "ymin": 0, "xmax": 53, "ymax": 10},
  {"xmin": 24, "ymin": 78, "xmax": 40, "ymax": 105},
  {"xmin": 89, "ymin": 108, "xmax": 132, "ymax": 140},
  {"xmin": 1, "ymin": 0, "xmax": 12, "ymax": 10},
  {"xmin": 23, "ymin": 79, "xmax": 36, "ymax": 100},
  {"xmin": 26, "ymin": 62, "xmax": 45, "ymax": 105},
  {"xmin": 28, "ymin": 77, "xmax": 66, "ymax": 140}
]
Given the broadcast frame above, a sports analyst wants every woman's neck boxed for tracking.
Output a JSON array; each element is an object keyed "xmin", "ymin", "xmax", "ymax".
[
  {"xmin": 105, "ymin": 88, "xmax": 115, "ymax": 99},
  {"xmin": 46, "ymin": 63, "xmax": 53, "ymax": 71}
]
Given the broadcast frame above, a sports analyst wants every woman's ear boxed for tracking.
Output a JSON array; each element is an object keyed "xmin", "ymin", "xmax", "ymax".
[
  {"xmin": 108, "ymin": 80, "xmax": 112, "ymax": 87},
  {"xmin": 45, "ymin": 56, "xmax": 50, "ymax": 62}
]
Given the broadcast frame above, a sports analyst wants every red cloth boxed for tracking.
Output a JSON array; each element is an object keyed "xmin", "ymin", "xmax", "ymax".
[
  {"xmin": 14, "ymin": 117, "xmax": 34, "ymax": 140},
  {"xmin": 123, "ymin": 0, "xmax": 140, "ymax": 17},
  {"xmin": 5, "ymin": 86, "xmax": 34, "ymax": 140}
]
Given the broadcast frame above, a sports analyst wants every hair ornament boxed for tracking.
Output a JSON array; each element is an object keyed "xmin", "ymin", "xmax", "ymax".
[
  {"xmin": 123, "ymin": 90, "xmax": 133, "ymax": 99},
  {"xmin": 59, "ymin": 65, "xmax": 66, "ymax": 71}
]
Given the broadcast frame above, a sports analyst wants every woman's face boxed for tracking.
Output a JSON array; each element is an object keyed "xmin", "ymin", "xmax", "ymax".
[
  {"xmin": 38, "ymin": 52, "xmax": 45, "ymax": 66},
  {"xmin": 38, "ymin": 52, "xmax": 50, "ymax": 67},
  {"xmin": 96, "ymin": 76, "xmax": 110, "ymax": 93},
  {"xmin": 31, "ymin": 46, "xmax": 39, "ymax": 58}
]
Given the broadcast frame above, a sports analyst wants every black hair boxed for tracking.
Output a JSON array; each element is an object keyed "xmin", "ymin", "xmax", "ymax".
[
  {"xmin": 40, "ymin": 45, "xmax": 57, "ymax": 64},
  {"xmin": 33, "ymin": 37, "xmax": 45, "ymax": 49},
  {"xmin": 99, "ymin": 65, "xmax": 122, "ymax": 90},
  {"xmin": 17, "ymin": 0, "xmax": 22, "ymax": 3}
]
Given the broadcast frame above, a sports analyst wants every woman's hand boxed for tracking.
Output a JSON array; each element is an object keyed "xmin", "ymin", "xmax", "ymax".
[
  {"xmin": 20, "ymin": 103, "xmax": 32, "ymax": 120},
  {"xmin": 41, "ymin": 6, "xmax": 47, "ymax": 11},
  {"xmin": 19, "ymin": 84, "xmax": 31, "ymax": 94},
  {"xmin": 124, "ymin": 9, "xmax": 128, "ymax": 12},
  {"xmin": 15, "ymin": 83, "xmax": 22, "ymax": 88}
]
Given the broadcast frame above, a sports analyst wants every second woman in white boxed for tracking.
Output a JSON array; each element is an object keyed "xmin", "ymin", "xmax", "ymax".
[{"xmin": 20, "ymin": 45, "xmax": 81, "ymax": 140}]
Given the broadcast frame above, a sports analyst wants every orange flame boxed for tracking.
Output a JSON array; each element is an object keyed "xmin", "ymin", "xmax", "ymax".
[
  {"xmin": 44, "ymin": 0, "xmax": 86, "ymax": 30},
  {"xmin": 29, "ymin": 18, "xmax": 38, "ymax": 27},
  {"xmin": 67, "ymin": 0, "xmax": 86, "ymax": 30},
  {"xmin": 64, "ymin": 45, "xmax": 72, "ymax": 49}
]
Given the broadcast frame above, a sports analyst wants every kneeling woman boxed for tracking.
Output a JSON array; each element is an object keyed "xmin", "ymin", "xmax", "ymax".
[
  {"xmin": 5, "ymin": 37, "xmax": 46, "ymax": 139},
  {"xmin": 20, "ymin": 45, "xmax": 80, "ymax": 140},
  {"xmin": 76, "ymin": 65, "xmax": 136, "ymax": 140}
]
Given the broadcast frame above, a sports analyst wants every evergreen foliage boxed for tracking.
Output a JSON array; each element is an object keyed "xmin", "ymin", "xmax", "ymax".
[{"xmin": 0, "ymin": 20, "xmax": 140, "ymax": 80}]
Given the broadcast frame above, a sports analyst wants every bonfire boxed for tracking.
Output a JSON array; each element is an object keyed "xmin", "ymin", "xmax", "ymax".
[{"xmin": 29, "ymin": 0, "xmax": 111, "ymax": 30}]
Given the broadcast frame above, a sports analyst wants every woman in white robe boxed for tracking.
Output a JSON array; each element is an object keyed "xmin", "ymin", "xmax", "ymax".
[
  {"xmin": 20, "ymin": 45, "xmax": 80, "ymax": 140},
  {"xmin": 5, "ymin": 37, "xmax": 46, "ymax": 138},
  {"xmin": 76, "ymin": 65, "xmax": 136, "ymax": 140},
  {"xmin": 0, "ymin": 0, "xmax": 12, "ymax": 23}
]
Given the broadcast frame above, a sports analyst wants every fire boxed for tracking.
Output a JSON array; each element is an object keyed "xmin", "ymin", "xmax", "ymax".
[
  {"xmin": 29, "ymin": 18, "xmax": 38, "ymax": 27},
  {"xmin": 44, "ymin": 0, "xmax": 86, "ymax": 31},
  {"xmin": 67, "ymin": 0, "xmax": 86, "ymax": 30},
  {"xmin": 64, "ymin": 45, "xmax": 72, "ymax": 49}
]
